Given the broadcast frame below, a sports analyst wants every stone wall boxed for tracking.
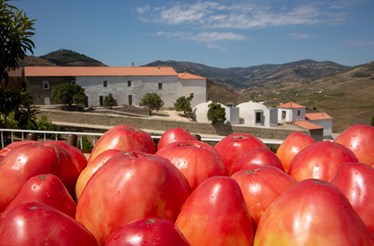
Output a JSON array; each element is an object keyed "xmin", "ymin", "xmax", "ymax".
[{"xmin": 38, "ymin": 110, "xmax": 312, "ymax": 140}]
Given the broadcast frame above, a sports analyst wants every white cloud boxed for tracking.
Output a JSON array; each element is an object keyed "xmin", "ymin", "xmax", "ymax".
[
  {"xmin": 290, "ymin": 32, "xmax": 314, "ymax": 39},
  {"xmin": 138, "ymin": 1, "xmax": 355, "ymax": 29}
]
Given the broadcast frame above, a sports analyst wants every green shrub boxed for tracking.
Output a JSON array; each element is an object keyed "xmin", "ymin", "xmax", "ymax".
[
  {"xmin": 103, "ymin": 93, "xmax": 118, "ymax": 108},
  {"xmin": 207, "ymin": 101, "xmax": 226, "ymax": 124}
]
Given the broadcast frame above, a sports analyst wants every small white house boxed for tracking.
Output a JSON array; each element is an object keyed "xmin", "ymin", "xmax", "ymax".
[
  {"xmin": 305, "ymin": 112, "xmax": 333, "ymax": 137},
  {"xmin": 277, "ymin": 102, "xmax": 306, "ymax": 123},
  {"xmin": 237, "ymin": 101, "xmax": 278, "ymax": 127},
  {"xmin": 192, "ymin": 101, "xmax": 239, "ymax": 124}
]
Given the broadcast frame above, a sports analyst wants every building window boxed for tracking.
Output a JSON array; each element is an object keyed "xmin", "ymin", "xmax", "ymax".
[
  {"xmin": 128, "ymin": 80, "xmax": 131, "ymax": 87},
  {"xmin": 158, "ymin": 83, "xmax": 163, "ymax": 90},
  {"xmin": 103, "ymin": 80, "xmax": 108, "ymax": 87},
  {"xmin": 281, "ymin": 110, "xmax": 286, "ymax": 120},
  {"xmin": 43, "ymin": 81, "xmax": 49, "ymax": 90}
]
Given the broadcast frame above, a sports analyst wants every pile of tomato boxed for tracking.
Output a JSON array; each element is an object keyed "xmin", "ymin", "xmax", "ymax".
[{"xmin": 0, "ymin": 124, "xmax": 373, "ymax": 245}]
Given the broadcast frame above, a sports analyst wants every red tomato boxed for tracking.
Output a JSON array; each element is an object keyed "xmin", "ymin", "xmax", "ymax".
[
  {"xmin": 156, "ymin": 141, "xmax": 227, "ymax": 190},
  {"xmin": 330, "ymin": 162, "xmax": 374, "ymax": 234},
  {"xmin": 87, "ymin": 125, "xmax": 156, "ymax": 163},
  {"xmin": 2, "ymin": 174, "xmax": 76, "ymax": 218},
  {"xmin": 231, "ymin": 166, "xmax": 296, "ymax": 226},
  {"xmin": 214, "ymin": 133, "xmax": 267, "ymax": 175},
  {"xmin": 232, "ymin": 146, "xmax": 284, "ymax": 174},
  {"xmin": 288, "ymin": 141, "xmax": 358, "ymax": 181},
  {"xmin": 0, "ymin": 143, "xmax": 62, "ymax": 211},
  {"xmin": 276, "ymin": 131, "xmax": 316, "ymax": 172},
  {"xmin": 75, "ymin": 149, "xmax": 121, "ymax": 200},
  {"xmin": 0, "ymin": 202, "xmax": 98, "ymax": 245},
  {"xmin": 254, "ymin": 179, "xmax": 374, "ymax": 245},
  {"xmin": 157, "ymin": 127, "xmax": 197, "ymax": 150},
  {"xmin": 105, "ymin": 217, "xmax": 190, "ymax": 246},
  {"xmin": 176, "ymin": 176, "xmax": 254, "ymax": 246},
  {"xmin": 334, "ymin": 124, "xmax": 374, "ymax": 165},
  {"xmin": 0, "ymin": 140, "xmax": 36, "ymax": 157},
  {"xmin": 76, "ymin": 151, "xmax": 191, "ymax": 245}
]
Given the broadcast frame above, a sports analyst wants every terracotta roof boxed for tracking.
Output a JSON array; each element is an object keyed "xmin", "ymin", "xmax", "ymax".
[
  {"xmin": 23, "ymin": 66, "xmax": 178, "ymax": 77},
  {"xmin": 305, "ymin": 112, "xmax": 332, "ymax": 120},
  {"xmin": 294, "ymin": 120, "xmax": 323, "ymax": 130},
  {"xmin": 178, "ymin": 72, "xmax": 205, "ymax": 80},
  {"xmin": 277, "ymin": 102, "xmax": 305, "ymax": 109}
]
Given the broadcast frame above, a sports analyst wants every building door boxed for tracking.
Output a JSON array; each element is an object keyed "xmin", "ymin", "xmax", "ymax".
[
  {"xmin": 255, "ymin": 111, "xmax": 262, "ymax": 124},
  {"xmin": 99, "ymin": 96, "xmax": 104, "ymax": 107},
  {"xmin": 128, "ymin": 95, "xmax": 132, "ymax": 106}
]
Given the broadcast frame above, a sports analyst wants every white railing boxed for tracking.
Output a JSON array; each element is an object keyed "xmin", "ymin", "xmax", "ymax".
[{"xmin": 0, "ymin": 128, "xmax": 283, "ymax": 150}]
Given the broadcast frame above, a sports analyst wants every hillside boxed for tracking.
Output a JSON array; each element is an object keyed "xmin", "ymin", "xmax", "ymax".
[
  {"xmin": 147, "ymin": 59, "xmax": 348, "ymax": 89},
  {"xmin": 20, "ymin": 49, "xmax": 106, "ymax": 66},
  {"xmin": 242, "ymin": 62, "xmax": 374, "ymax": 132}
]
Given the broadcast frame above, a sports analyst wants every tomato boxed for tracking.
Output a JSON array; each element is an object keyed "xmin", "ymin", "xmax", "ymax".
[
  {"xmin": 254, "ymin": 179, "xmax": 374, "ymax": 246},
  {"xmin": 231, "ymin": 146, "xmax": 284, "ymax": 174},
  {"xmin": 157, "ymin": 127, "xmax": 197, "ymax": 150},
  {"xmin": 87, "ymin": 125, "xmax": 156, "ymax": 163},
  {"xmin": 2, "ymin": 174, "xmax": 76, "ymax": 218},
  {"xmin": 0, "ymin": 202, "xmax": 97, "ymax": 245},
  {"xmin": 334, "ymin": 124, "xmax": 374, "ymax": 165},
  {"xmin": 76, "ymin": 151, "xmax": 191, "ymax": 244},
  {"xmin": 276, "ymin": 131, "xmax": 316, "ymax": 172},
  {"xmin": 0, "ymin": 143, "xmax": 62, "ymax": 211},
  {"xmin": 330, "ymin": 162, "xmax": 374, "ymax": 234},
  {"xmin": 231, "ymin": 166, "xmax": 296, "ymax": 226},
  {"xmin": 105, "ymin": 217, "xmax": 190, "ymax": 246},
  {"xmin": 176, "ymin": 176, "xmax": 254, "ymax": 246},
  {"xmin": 214, "ymin": 133, "xmax": 267, "ymax": 175},
  {"xmin": 75, "ymin": 149, "xmax": 121, "ymax": 200},
  {"xmin": 288, "ymin": 141, "xmax": 358, "ymax": 181},
  {"xmin": 156, "ymin": 141, "xmax": 227, "ymax": 190}
]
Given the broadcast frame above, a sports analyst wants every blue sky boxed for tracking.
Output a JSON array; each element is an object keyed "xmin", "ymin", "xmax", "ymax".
[{"xmin": 13, "ymin": 0, "xmax": 374, "ymax": 68}]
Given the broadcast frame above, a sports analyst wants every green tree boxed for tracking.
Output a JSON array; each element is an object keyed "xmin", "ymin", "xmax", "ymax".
[
  {"xmin": 207, "ymin": 101, "xmax": 226, "ymax": 124},
  {"xmin": 174, "ymin": 96, "xmax": 193, "ymax": 117},
  {"xmin": 140, "ymin": 92, "xmax": 164, "ymax": 115},
  {"xmin": 103, "ymin": 93, "xmax": 117, "ymax": 108},
  {"xmin": 0, "ymin": 0, "xmax": 35, "ymax": 85},
  {"xmin": 52, "ymin": 83, "xmax": 86, "ymax": 109}
]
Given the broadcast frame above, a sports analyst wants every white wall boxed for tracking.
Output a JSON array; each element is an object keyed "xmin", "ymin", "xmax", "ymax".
[
  {"xmin": 310, "ymin": 119, "xmax": 333, "ymax": 137},
  {"xmin": 77, "ymin": 75, "xmax": 183, "ymax": 108},
  {"xmin": 180, "ymin": 79, "xmax": 206, "ymax": 107},
  {"xmin": 278, "ymin": 108, "xmax": 305, "ymax": 123}
]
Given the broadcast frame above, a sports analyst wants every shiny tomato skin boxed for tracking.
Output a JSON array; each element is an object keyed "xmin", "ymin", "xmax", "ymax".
[
  {"xmin": 0, "ymin": 202, "xmax": 98, "ymax": 245},
  {"xmin": 156, "ymin": 141, "xmax": 227, "ymax": 190},
  {"xmin": 76, "ymin": 151, "xmax": 191, "ymax": 245},
  {"xmin": 288, "ymin": 141, "xmax": 358, "ymax": 181},
  {"xmin": 334, "ymin": 124, "xmax": 374, "ymax": 164},
  {"xmin": 214, "ymin": 133, "xmax": 267, "ymax": 175},
  {"xmin": 0, "ymin": 143, "xmax": 62, "ymax": 211},
  {"xmin": 254, "ymin": 179, "xmax": 374, "ymax": 246},
  {"xmin": 330, "ymin": 162, "xmax": 374, "ymax": 234},
  {"xmin": 232, "ymin": 146, "xmax": 284, "ymax": 174},
  {"xmin": 231, "ymin": 166, "xmax": 296, "ymax": 226},
  {"xmin": 157, "ymin": 127, "xmax": 197, "ymax": 150},
  {"xmin": 176, "ymin": 176, "xmax": 254, "ymax": 246},
  {"xmin": 105, "ymin": 217, "xmax": 190, "ymax": 246},
  {"xmin": 276, "ymin": 131, "xmax": 316, "ymax": 172},
  {"xmin": 75, "ymin": 149, "xmax": 121, "ymax": 200},
  {"xmin": 2, "ymin": 174, "xmax": 76, "ymax": 218},
  {"xmin": 88, "ymin": 125, "xmax": 156, "ymax": 162}
]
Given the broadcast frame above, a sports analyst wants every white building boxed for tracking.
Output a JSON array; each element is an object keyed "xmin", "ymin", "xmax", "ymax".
[
  {"xmin": 23, "ymin": 66, "xmax": 206, "ymax": 108},
  {"xmin": 237, "ymin": 101, "xmax": 278, "ymax": 127},
  {"xmin": 192, "ymin": 101, "xmax": 240, "ymax": 124},
  {"xmin": 277, "ymin": 101, "xmax": 333, "ymax": 138}
]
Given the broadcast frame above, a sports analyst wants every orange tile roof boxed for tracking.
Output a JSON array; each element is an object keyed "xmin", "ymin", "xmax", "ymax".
[
  {"xmin": 277, "ymin": 102, "xmax": 305, "ymax": 109},
  {"xmin": 295, "ymin": 120, "xmax": 323, "ymax": 130},
  {"xmin": 305, "ymin": 112, "xmax": 332, "ymax": 120},
  {"xmin": 178, "ymin": 72, "xmax": 205, "ymax": 80},
  {"xmin": 23, "ymin": 66, "xmax": 178, "ymax": 77}
]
